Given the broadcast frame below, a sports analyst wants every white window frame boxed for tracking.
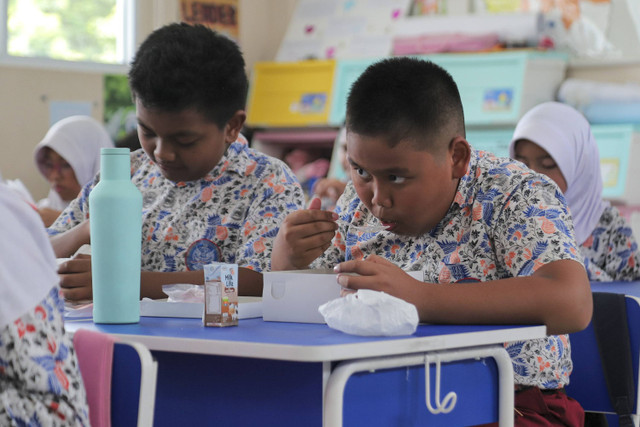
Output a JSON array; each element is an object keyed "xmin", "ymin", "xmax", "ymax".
[{"xmin": 0, "ymin": 0, "xmax": 136, "ymax": 74}]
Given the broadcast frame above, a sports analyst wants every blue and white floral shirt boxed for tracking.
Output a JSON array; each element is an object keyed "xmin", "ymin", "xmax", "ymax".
[
  {"xmin": 0, "ymin": 287, "xmax": 89, "ymax": 425},
  {"xmin": 312, "ymin": 150, "xmax": 583, "ymax": 389},
  {"xmin": 582, "ymin": 205, "xmax": 640, "ymax": 281}
]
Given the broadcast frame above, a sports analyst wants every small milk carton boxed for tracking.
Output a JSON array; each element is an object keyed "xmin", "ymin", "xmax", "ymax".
[{"xmin": 203, "ymin": 262, "xmax": 238, "ymax": 327}]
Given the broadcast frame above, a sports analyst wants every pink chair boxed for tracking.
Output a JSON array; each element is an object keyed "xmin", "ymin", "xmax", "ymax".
[{"xmin": 73, "ymin": 328, "xmax": 157, "ymax": 427}]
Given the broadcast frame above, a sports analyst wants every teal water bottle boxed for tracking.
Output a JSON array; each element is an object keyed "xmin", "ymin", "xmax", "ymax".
[{"xmin": 89, "ymin": 148, "xmax": 142, "ymax": 324}]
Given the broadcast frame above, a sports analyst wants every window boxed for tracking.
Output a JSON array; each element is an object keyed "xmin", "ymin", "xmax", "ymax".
[{"xmin": 1, "ymin": 0, "xmax": 135, "ymax": 71}]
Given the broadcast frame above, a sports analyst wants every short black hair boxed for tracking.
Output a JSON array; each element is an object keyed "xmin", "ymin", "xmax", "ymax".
[
  {"xmin": 128, "ymin": 23, "xmax": 248, "ymax": 129},
  {"xmin": 346, "ymin": 57, "xmax": 465, "ymax": 151}
]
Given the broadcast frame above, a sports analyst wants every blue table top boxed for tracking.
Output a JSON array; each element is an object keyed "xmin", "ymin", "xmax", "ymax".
[
  {"xmin": 591, "ymin": 280, "xmax": 640, "ymax": 297},
  {"xmin": 65, "ymin": 316, "xmax": 545, "ymax": 362}
]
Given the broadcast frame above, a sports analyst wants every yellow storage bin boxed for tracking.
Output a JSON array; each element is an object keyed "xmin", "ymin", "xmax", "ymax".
[{"xmin": 247, "ymin": 60, "xmax": 336, "ymax": 127}]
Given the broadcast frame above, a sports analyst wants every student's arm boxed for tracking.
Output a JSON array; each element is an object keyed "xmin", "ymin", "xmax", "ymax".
[
  {"xmin": 140, "ymin": 267, "xmax": 262, "ymax": 298},
  {"xmin": 58, "ymin": 255, "xmax": 261, "ymax": 301},
  {"xmin": 49, "ymin": 220, "xmax": 90, "ymax": 258},
  {"xmin": 335, "ymin": 255, "xmax": 592, "ymax": 335},
  {"xmin": 47, "ymin": 182, "xmax": 93, "ymax": 257},
  {"xmin": 271, "ymin": 198, "xmax": 339, "ymax": 271}
]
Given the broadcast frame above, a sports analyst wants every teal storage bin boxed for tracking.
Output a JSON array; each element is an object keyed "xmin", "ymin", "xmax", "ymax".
[
  {"xmin": 329, "ymin": 52, "xmax": 568, "ymax": 127},
  {"xmin": 329, "ymin": 58, "xmax": 382, "ymax": 126},
  {"xmin": 419, "ymin": 52, "xmax": 568, "ymax": 126},
  {"xmin": 592, "ymin": 124, "xmax": 634, "ymax": 200},
  {"xmin": 466, "ymin": 128, "xmax": 514, "ymax": 158}
]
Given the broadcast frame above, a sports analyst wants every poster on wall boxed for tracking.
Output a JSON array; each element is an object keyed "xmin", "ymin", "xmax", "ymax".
[
  {"xmin": 180, "ymin": 0, "xmax": 239, "ymax": 42},
  {"xmin": 472, "ymin": 0, "xmax": 620, "ymax": 56},
  {"xmin": 276, "ymin": 0, "xmax": 412, "ymax": 62}
]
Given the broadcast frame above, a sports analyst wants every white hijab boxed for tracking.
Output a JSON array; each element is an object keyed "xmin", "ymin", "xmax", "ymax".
[
  {"xmin": 34, "ymin": 115, "xmax": 114, "ymax": 210},
  {"xmin": 509, "ymin": 102, "xmax": 608, "ymax": 245},
  {"xmin": 0, "ymin": 182, "xmax": 59, "ymax": 328}
]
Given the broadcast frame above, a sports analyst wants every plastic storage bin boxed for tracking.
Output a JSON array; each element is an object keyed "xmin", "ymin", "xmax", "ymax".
[
  {"xmin": 327, "ymin": 52, "xmax": 568, "ymax": 127},
  {"xmin": 329, "ymin": 58, "xmax": 380, "ymax": 126},
  {"xmin": 466, "ymin": 128, "xmax": 514, "ymax": 158},
  {"xmin": 247, "ymin": 60, "xmax": 336, "ymax": 127},
  {"xmin": 591, "ymin": 124, "xmax": 636, "ymax": 201},
  {"xmin": 421, "ymin": 51, "xmax": 568, "ymax": 126}
]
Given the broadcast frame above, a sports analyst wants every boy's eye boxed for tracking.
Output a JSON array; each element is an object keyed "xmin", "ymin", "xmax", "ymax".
[
  {"xmin": 176, "ymin": 139, "xmax": 197, "ymax": 146},
  {"xmin": 389, "ymin": 175, "xmax": 406, "ymax": 184},
  {"xmin": 355, "ymin": 167, "xmax": 370, "ymax": 179}
]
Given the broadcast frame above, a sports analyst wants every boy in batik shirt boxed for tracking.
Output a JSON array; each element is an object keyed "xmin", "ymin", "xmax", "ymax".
[
  {"xmin": 271, "ymin": 57, "xmax": 592, "ymax": 425},
  {"xmin": 49, "ymin": 24, "xmax": 304, "ymax": 300}
]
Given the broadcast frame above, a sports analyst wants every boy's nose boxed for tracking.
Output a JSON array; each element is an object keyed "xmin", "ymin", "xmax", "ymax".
[
  {"xmin": 371, "ymin": 182, "xmax": 392, "ymax": 208},
  {"xmin": 154, "ymin": 139, "xmax": 176, "ymax": 162}
]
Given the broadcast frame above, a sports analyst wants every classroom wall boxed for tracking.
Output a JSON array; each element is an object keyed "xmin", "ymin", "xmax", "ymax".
[{"xmin": 0, "ymin": 68, "xmax": 104, "ymax": 201}]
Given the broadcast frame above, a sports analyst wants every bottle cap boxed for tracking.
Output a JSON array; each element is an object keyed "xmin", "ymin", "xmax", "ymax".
[{"xmin": 101, "ymin": 147, "xmax": 130, "ymax": 155}]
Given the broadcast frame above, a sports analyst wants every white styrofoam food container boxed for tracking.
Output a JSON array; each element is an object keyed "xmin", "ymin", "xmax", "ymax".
[{"xmin": 263, "ymin": 268, "xmax": 424, "ymax": 323}]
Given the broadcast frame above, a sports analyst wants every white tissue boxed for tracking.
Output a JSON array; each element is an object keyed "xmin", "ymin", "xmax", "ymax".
[{"xmin": 318, "ymin": 289, "xmax": 419, "ymax": 336}]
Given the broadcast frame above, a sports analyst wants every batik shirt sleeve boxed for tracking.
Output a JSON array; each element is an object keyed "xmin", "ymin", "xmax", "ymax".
[
  {"xmin": 234, "ymin": 161, "xmax": 305, "ymax": 271},
  {"xmin": 491, "ymin": 174, "xmax": 582, "ymax": 278},
  {"xmin": 581, "ymin": 205, "xmax": 640, "ymax": 281},
  {"xmin": 0, "ymin": 287, "xmax": 89, "ymax": 426},
  {"xmin": 47, "ymin": 181, "xmax": 93, "ymax": 236},
  {"xmin": 488, "ymin": 170, "xmax": 581, "ymax": 389}
]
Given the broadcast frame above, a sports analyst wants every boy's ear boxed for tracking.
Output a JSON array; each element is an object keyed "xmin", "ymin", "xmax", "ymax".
[
  {"xmin": 224, "ymin": 110, "xmax": 247, "ymax": 143},
  {"xmin": 449, "ymin": 136, "xmax": 471, "ymax": 179}
]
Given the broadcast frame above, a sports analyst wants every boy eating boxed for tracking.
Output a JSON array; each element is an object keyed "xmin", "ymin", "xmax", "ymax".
[{"xmin": 271, "ymin": 57, "xmax": 591, "ymax": 425}]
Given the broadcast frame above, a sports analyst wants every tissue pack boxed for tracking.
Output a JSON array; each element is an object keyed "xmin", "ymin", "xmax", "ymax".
[
  {"xmin": 203, "ymin": 262, "xmax": 238, "ymax": 327},
  {"xmin": 263, "ymin": 268, "xmax": 423, "ymax": 324}
]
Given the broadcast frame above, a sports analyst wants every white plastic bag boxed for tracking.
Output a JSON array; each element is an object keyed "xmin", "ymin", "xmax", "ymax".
[
  {"xmin": 318, "ymin": 289, "xmax": 419, "ymax": 336},
  {"xmin": 162, "ymin": 284, "xmax": 204, "ymax": 303}
]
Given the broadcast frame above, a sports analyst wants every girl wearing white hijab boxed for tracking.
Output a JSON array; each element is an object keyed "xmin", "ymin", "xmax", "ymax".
[
  {"xmin": 510, "ymin": 101, "xmax": 640, "ymax": 281},
  {"xmin": 0, "ymin": 181, "xmax": 89, "ymax": 425},
  {"xmin": 34, "ymin": 115, "xmax": 113, "ymax": 226}
]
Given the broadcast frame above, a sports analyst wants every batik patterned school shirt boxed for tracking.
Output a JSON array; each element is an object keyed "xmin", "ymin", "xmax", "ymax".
[
  {"xmin": 582, "ymin": 205, "xmax": 640, "ymax": 281},
  {"xmin": 0, "ymin": 287, "xmax": 89, "ymax": 426},
  {"xmin": 312, "ymin": 150, "xmax": 582, "ymax": 389},
  {"xmin": 49, "ymin": 137, "xmax": 305, "ymax": 273}
]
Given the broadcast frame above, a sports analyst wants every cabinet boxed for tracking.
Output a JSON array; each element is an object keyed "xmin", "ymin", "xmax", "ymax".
[{"xmin": 247, "ymin": 60, "xmax": 336, "ymax": 127}]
